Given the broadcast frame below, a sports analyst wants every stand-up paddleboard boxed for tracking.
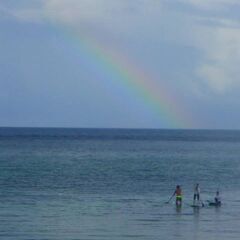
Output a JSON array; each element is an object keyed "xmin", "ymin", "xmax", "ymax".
[
  {"xmin": 207, "ymin": 201, "xmax": 221, "ymax": 207},
  {"xmin": 190, "ymin": 204, "xmax": 204, "ymax": 208}
]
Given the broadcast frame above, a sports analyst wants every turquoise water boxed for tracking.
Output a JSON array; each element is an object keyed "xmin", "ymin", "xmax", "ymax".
[{"xmin": 0, "ymin": 128, "xmax": 240, "ymax": 239}]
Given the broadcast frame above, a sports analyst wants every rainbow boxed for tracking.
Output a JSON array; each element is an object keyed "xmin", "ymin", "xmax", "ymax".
[{"xmin": 54, "ymin": 26, "xmax": 194, "ymax": 128}]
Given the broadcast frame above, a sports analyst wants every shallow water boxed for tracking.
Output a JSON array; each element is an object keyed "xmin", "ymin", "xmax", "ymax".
[{"xmin": 0, "ymin": 128, "xmax": 240, "ymax": 239}]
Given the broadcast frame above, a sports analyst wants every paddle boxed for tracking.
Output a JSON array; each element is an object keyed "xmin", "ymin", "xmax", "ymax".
[{"xmin": 165, "ymin": 193, "xmax": 175, "ymax": 204}]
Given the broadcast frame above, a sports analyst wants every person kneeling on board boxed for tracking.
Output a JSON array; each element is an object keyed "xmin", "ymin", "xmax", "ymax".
[{"xmin": 214, "ymin": 191, "xmax": 221, "ymax": 205}]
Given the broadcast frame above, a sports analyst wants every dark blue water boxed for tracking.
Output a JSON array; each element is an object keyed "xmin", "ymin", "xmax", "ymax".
[{"xmin": 1, "ymin": 128, "xmax": 240, "ymax": 239}]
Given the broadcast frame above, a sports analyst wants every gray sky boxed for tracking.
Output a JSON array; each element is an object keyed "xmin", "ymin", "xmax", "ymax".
[{"xmin": 1, "ymin": 0, "xmax": 240, "ymax": 129}]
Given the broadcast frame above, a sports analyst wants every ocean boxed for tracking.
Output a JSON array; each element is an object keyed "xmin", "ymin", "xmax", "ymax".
[{"xmin": 0, "ymin": 127, "xmax": 240, "ymax": 240}]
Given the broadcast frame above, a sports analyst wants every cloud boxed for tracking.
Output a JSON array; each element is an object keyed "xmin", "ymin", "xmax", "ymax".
[
  {"xmin": 173, "ymin": 0, "xmax": 240, "ymax": 94},
  {"xmin": 0, "ymin": 1, "xmax": 44, "ymax": 22},
  {"xmin": 196, "ymin": 24, "xmax": 240, "ymax": 93},
  {"xmin": 0, "ymin": 0, "xmax": 164, "ymax": 41},
  {"xmin": 1, "ymin": 0, "xmax": 240, "ymax": 95},
  {"xmin": 0, "ymin": 0, "xmax": 163, "ymax": 24},
  {"xmin": 41, "ymin": 0, "xmax": 165, "ymax": 37},
  {"xmin": 181, "ymin": 0, "xmax": 240, "ymax": 10}
]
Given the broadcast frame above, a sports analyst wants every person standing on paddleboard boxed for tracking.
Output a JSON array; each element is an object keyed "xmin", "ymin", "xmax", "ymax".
[
  {"xmin": 166, "ymin": 185, "xmax": 183, "ymax": 206},
  {"xmin": 175, "ymin": 185, "xmax": 182, "ymax": 206},
  {"xmin": 193, "ymin": 183, "xmax": 201, "ymax": 205}
]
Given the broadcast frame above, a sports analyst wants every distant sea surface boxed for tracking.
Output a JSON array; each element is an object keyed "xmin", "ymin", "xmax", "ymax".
[{"xmin": 1, "ymin": 127, "xmax": 240, "ymax": 240}]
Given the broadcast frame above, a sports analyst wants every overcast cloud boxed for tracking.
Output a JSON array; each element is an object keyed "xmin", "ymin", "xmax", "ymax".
[{"xmin": 1, "ymin": 0, "xmax": 240, "ymax": 128}]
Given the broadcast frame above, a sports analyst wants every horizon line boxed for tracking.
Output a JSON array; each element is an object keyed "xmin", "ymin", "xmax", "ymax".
[{"xmin": 0, "ymin": 126, "xmax": 239, "ymax": 131}]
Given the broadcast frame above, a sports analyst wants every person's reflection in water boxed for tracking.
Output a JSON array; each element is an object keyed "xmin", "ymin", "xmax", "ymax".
[
  {"xmin": 175, "ymin": 205, "xmax": 182, "ymax": 214},
  {"xmin": 192, "ymin": 207, "xmax": 200, "ymax": 240},
  {"xmin": 172, "ymin": 203, "xmax": 182, "ymax": 238},
  {"xmin": 193, "ymin": 207, "xmax": 200, "ymax": 218}
]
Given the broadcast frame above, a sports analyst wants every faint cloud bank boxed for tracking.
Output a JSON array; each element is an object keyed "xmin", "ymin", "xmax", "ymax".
[
  {"xmin": 1, "ymin": 0, "xmax": 240, "ymax": 95},
  {"xmin": 181, "ymin": 0, "xmax": 240, "ymax": 10},
  {"xmin": 194, "ymin": 19, "xmax": 240, "ymax": 94}
]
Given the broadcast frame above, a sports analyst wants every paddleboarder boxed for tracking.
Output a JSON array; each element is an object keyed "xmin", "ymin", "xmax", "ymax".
[
  {"xmin": 175, "ymin": 185, "xmax": 182, "ymax": 206},
  {"xmin": 214, "ymin": 190, "xmax": 221, "ymax": 205},
  {"xmin": 166, "ymin": 185, "xmax": 182, "ymax": 206},
  {"xmin": 193, "ymin": 183, "xmax": 201, "ymax": 205}
]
